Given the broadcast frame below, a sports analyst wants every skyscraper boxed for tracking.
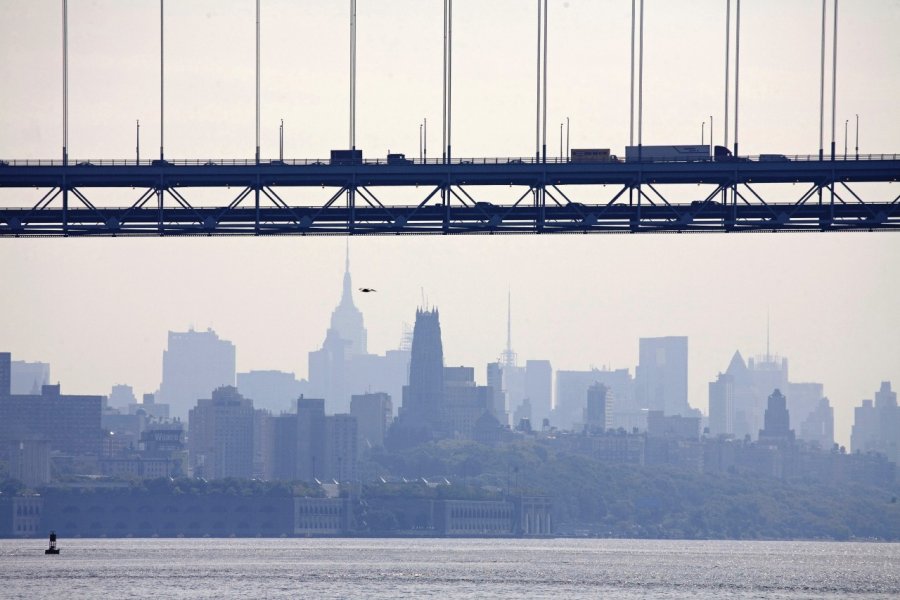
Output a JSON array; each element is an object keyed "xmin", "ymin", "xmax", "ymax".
[
  {"xmin": 324, "ymin": 414, "xmax": 358, "ymax": 482},
  {"xmin": 584, "ymin": 383, "xmax": 612, "ymax": 433},
  {"xmin": 158, "ymin": 328, "xmax": 236, "ymax": 419},
  {"xmin": 328, "ymin": 245, "xmax": 368, "ymax": 356},
  {"xmin": 636, "ymin": 336, "xmax": 689, "ymax": 416},
  {"xmin": 350, "ymin": 392, "xmax": 392, "ymax": 449},
  {"xmin": 758, "ymin": 388, "xmax": 795, "ymax": 447},
  {"xmin": 851, "ymin": 382, "xmax": 899, "ymax": 463},
  {"xmin": 188, "ymin": 386, "xmax": 255, "ymax": 479},
  {"xmin": 708, "ymin": 372, "xmax": 735, "ymax": 437},
  {"xmin": 308, "ymin": 247, "xmax": 409, "ymax": 414},
  {"xmin": 389, "ymin": 308, "xmax": 445, "ymax": 447},
  {"xmin": 297, "ymin": 397, "xmax": 327, "ymax": 482},
  {"xmin": 524, "ymin": 360, "xmax": 552, "ymax": 429}
]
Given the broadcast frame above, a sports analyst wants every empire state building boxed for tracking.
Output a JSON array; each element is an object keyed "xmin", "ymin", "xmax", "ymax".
[{"xmin": 327, "ymin": 249, "xmax": 367, "ymax": 356}]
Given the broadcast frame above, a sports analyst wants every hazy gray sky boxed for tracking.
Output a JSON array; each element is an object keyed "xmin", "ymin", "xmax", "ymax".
[{"xmin": 1, "ymin": 0, "xmax": 898, "ymax": 446}]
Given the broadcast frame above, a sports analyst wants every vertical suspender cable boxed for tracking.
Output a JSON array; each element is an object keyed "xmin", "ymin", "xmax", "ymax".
[
  {"xmin": 542, "ymin": 0, "xmax": 548, "ymax": 163},
  {"xmin": 724, "ymin": 0, "xmax": 730, "ymax": 152},
  {"xmin": 442, "ymin": 0, "xmax": 447, "ymax": 164},
  {"xmin": 831, "ymin": 0, "xmax": 838, "ymax": 161},
  {"xmin": 62, "ymin": 0, "xmax": 68, "ymax": 165},
  {"xmin": 734, "ymin": 0, "xmax": 740, "ymax": 157},
  {"xmin": 819, "ymin": 0, "xmax": 825, "ymax": 161},
  {"xmin": 637, "ymin": 0, "xmax": 643, "ymax": 156},
  {"xmin": 536, "ymin": 0, "xmax": 542, "ymax": 162},
  {"xmin": 160, "ymin": 0, "xmax": 164, "ymax": 161},
  {"xmin": 629, "ymin": 0, "xmax": 635, "ymax": 148},
  {"xmin": 447, "ymin": 0, "xmax": 452, "ymax": 163},
  {"xmin": 256, "ymin": 0, "xmax": 260, "ymax": 164}
]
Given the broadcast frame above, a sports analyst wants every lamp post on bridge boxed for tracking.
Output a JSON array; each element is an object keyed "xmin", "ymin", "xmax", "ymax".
[
  {"xmin": 855, "ymin": 114, "xmax": 859, "ymax": 160},
  {"xmin": 844, "ymin": 119, "xmax": 848, "ymax": 160},
  {"xmin": 279, "ymin": 119, "xmax": 284, "ymax": 162},
  {"xmin": 701, "ymin": 121, "xmax": 705, "ymax": 146}
]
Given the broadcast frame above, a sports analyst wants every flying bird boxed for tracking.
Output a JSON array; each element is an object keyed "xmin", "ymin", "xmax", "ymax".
[{"xmin": 358, "ymin": 287, "xmax": 377, "ymax": 293}]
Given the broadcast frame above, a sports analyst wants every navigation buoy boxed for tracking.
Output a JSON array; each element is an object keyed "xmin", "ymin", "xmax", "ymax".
[{"xmin": 45, "ymin": 531, "xmax": 60, "ymax": 555}]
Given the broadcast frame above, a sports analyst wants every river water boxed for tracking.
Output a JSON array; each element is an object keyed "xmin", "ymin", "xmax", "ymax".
[{"xmin": 1, "ymin": 538, "xmax": 898, "ymax": 599}]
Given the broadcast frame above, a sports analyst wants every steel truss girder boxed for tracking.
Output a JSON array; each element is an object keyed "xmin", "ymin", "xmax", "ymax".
[{"xmin": 1, "ymin": 178, "xmax": 898, "ymax": 236}]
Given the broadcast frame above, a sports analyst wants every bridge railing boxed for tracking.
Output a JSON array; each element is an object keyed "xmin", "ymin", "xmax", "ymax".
[{"xmin": 0, "ymin": 154, "xmax": 898, "ymax": 167}]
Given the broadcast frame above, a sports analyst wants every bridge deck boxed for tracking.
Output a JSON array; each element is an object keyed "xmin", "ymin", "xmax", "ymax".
[{"xmin": 1, "ymin": 158, "xmax": 898, "ymax": 235}]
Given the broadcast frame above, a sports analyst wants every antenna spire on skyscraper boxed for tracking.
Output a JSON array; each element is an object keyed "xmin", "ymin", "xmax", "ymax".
[{"xmin": 499, "ymin": 289, "xmax": 517, "ymax": 368}]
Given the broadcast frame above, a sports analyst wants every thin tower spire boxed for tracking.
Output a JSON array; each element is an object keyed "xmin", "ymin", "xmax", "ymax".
[{"xmin": 506, "ymin": 290, "xmax": 512, "ymax": 357}]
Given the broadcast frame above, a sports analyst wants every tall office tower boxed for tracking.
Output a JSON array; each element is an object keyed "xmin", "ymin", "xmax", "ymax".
[
  {"xmin": 272, "ymin": 413, "xmax": 298, "ymax": 481},
  {"xmin": 253, "ymin": 409, "xmax": 275, "ymax": 480},
  {"xmin": 389, "ymin": 308, "xmax": 445, "ymax": 448},
  {"xmin": 524, "ymin": 360, "xmax": 552, "ymax": 429},
  {"xmin": 443, "ymin": 366, "xmax": 493, "ymax": 439},
  {"xmin": 237, "ymin": 370, "xmax": 308, "ymax": 414},
  {"xmin": 584, "ymin": 383, "xmax": 612, "ymax": 433},
  {"xmin": 635, "ymin": 336, "xmax": 689, "ymax": 416},
  {"xmin": 486, "ymin": 362, "xmax": 506, "ymax": 422},
  {"xmin": 158, "ymin": 328, "xmax": 236, "ymax": 420},
  {"xmin": 799, "ymin": 397, "xmax": 834, "ymax": 449},
  {"xmin": 296, "ymin": 397, "xmax": 327, "ymax": 482},
  {"xmin": 0, "ymin": 352, "xmax": 9, "ymax": 397},
  {"xmin": 0, "ymin": 383, "xmax": 102, "ymax": 456},
  {"xmin": 400, "ymin": 309, "xmax": 445, "ymax": 427},
  {"xmin": 188, "ymin": 386, "xmax": 255, "ymax": 479},
  {"xmin": 555, "ymin": 368, "xmax": 635, "ymax": 431},
  {"xmin": 708, "ymin": 372, "xmax": 735, "ymax": 437},
  {"xmin": 350, "ymin": 392, "xmax": 392, "ymax": 449},
  {"xmin": 324, "ymin": 414, "xmax": 358, "ymax": 482},
  {"xmin": 758, "ymin": 388, "xmax": 795, "ymax": 447},
  {"xmin": 10, "ymin": 359, "xmax": 50, "ymax": 395},
  {"xmin": 851, "ymin": 382, "xmax": 899, "ymax": 463},
  {"xmin": 108, "ymin": 384, "xmax": 137, "ymax": 409},
  {"xmin": 786, "ymin": 382, "xmax": 825, "ymax": 440}
]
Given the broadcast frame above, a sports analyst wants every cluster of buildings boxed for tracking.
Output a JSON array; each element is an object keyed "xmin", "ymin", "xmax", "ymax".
[
  {"xmin": 555, "ymin": 387, "xmax": 895, "ymax": 486},
  {"xmin": 1, "ymin": 251, "xmax": 897, "ymax": 495}
]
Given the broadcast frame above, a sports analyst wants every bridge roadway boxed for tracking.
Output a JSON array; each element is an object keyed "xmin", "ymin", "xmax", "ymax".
[{"xmin": 1, "ymin": 157, "xmax": 898, "ymax": 235}]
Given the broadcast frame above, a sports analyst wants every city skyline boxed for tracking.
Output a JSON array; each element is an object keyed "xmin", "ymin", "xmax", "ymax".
[
  {"xmin": 2, "ymin": 1, "xmax": 898, "ymax": 448},
  {"xmin": 3, "ymin": 245, "xmax": 894, "ymax": 449}
]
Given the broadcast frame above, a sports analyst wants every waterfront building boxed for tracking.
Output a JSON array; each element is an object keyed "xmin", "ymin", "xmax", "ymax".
[{"xmin": 0, "ymin": 383, "xmax": 102, "ymax": 456}]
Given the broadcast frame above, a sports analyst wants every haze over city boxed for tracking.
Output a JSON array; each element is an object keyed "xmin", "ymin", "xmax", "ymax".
[{"xmin": 2, "ymin": 1, "xmax": 899, "ymax": 446}]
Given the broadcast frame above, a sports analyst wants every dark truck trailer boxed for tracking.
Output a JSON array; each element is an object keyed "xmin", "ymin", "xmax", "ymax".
[
  {"xmin": 330, "ymin": 149, "xmax": 363, "ymax": 165},
  {"xmin": 624, "ymin": 145, "xmax": 735, "ymax": 162}
]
